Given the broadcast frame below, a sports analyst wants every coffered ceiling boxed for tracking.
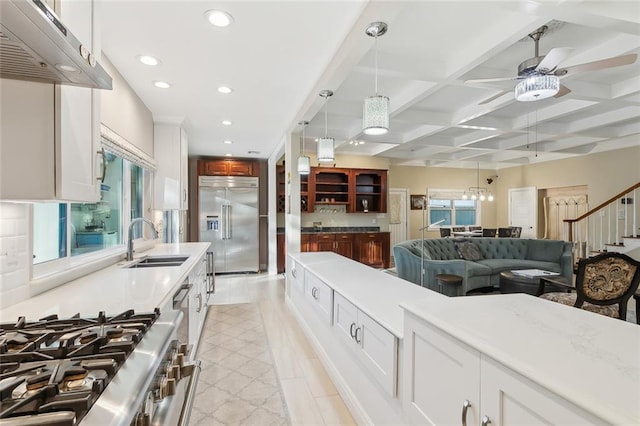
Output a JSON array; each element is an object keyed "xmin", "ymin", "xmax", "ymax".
[{"xmin": 101, "ymin": 1, "xmax": 640, "ymax": 170}]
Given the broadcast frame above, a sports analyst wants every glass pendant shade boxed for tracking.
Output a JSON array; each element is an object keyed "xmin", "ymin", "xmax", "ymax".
[
  {"xmin": 363, "ymin": 95, "xmax": 389, "ymax": 135},
  {"xmin": 515, "ymin": 75, "xmax": 560, "ymax": 102},
  {"xmin": 317, "ymin": 137, "xmax": 335, "ymax": 163},
  {"xmin": 297, "ymin": 156, "xmax": 310, "ymax": 175}
]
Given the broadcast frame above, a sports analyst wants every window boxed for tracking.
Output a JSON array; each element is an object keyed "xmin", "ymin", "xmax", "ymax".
[
  {"xmin": 428, "ymin": 190, "xmax": 478, "ymax": 227},
  {"xmin": 32, "ymin": 150, "xmax": 151, "ymax": 267}
]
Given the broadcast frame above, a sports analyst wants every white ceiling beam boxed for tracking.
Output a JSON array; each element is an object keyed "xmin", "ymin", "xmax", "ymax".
[
  {"xmin": 612, "ymin": 76, "xmax": 640, "ymax": 99},
  {"xmin": 568, "ymin": 106, "xmax": 640, "ymax": 132}
]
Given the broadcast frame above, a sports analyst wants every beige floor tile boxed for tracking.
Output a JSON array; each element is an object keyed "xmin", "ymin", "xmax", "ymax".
[
  {"xmin": 280, "ymin": 377, "xmax": 325, "ymax": 426},
  {"xmin": 297, "ymin": 357, "xmax": 338, "ymax": 397},
  {"xmin": 315, "ymin": 394, "xmax": 358, "ymax": 426}
]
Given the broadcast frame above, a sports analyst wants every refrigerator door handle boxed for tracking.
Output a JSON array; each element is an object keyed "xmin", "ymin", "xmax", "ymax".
[
  {"xmin": 225, "ymin": 204, "xmax": 232, "ymax": 239},
  {"xmin": 221, "ymin": 205, "xmax": 227, "ymax": 240}
]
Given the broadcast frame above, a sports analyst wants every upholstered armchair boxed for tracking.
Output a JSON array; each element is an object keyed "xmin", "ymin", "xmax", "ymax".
[{"xmin": 538, "ymin": 252, "xmax": 640, "ymax": 323}]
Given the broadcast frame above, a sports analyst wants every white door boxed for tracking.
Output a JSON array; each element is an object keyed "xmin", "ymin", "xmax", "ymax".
[
  {"xmin": 389, "ymin": 188, "xmax": 408, "ymax": 264},
  {"xmin": 509, "ymin": 187, "xmax": 537, "ymax": 238}
]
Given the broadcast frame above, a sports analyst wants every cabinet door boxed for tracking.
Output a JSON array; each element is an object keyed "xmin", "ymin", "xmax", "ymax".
[
  {"xmin": 356, "ymin": 232, "xmax": 390, "ymax": 268},
  {"xmin": 305, "ymin": 271, "xmax": 333, "ymax": 324},
  {"xmin": 228, "ymin": 160, "xmax": 254, "ymax": 176},
  {"xmin": 333, "ymin": 292, "xmax": 359, "ymax": 346},
  {"xmin": 359, "ymin": 310, "xmax": 397, "ymax": 397},
  {"xmin": 201, "ymin": 160, "xmax": 229, "ymax": 176},
  {"xmin": 57, "ymin": 0, "xmax": 100, "ymax": 202},
  {"xmin": 179, "ymin": 128, "xmax": 189, "ymax": 210},
  {"xmin": 288, "ymin": 256, "xmax": 305, "ymax": 296},
  {"xmin": 301, "ymin": 234, "xmax": 313, "ymax": 252},
  {"xmin": 313, "ymin": 234, "xmax": 335, "ymax": 252},
  {"xmin": 334, "ymin": 233, "xmax": 354, "ymax": 258},
  {"xmin": 403, "ymin": 314, "xmax": 481, "ymax": 425},
  {"xmin": 480, "ymin": 357, "xmax": 602, "ymax": 425},
  {"xmin": 154, "ymin": 124, "xmax": 183, "ymax": 210}
]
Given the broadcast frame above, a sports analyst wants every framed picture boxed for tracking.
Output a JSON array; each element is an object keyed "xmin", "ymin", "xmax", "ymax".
[{"xmin": 410, "ymin": 194, "xmax": 426, "ymax": 210}]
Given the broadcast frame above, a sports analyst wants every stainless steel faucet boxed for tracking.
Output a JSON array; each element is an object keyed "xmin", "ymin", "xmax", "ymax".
[{"xmin": 127, "ymin": 217, "xmax": 159, "ymax": 261}]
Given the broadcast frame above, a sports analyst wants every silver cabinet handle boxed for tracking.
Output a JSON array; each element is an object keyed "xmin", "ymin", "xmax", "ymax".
[
  {"xmin": 349, "ymin": 322, "xmax": 356, "ymax": 338},
  {"xmin": 291, "ymin": 268, "xmax": 297, "ymax": 278},
  {"xmin": 481, "ymin": 415, "xmax": 492, "ymax": 426},
  {"xmin": 196, "ymin": 293, "xmax": 203, "ymax": 313},
  {"xmin": 96, "ymin": 148, "xmax": 106, "ymax": 182},
  {"xmin": 311, "ymin": 287, "xmax": 318, "ymax": 300},
  {"xmin": 354, "ymin": 327, "xmax": 362, "ymax": 344},
  {"xmin": 462, "ymin": 400, "xmax": 471, "ymax": 426}
]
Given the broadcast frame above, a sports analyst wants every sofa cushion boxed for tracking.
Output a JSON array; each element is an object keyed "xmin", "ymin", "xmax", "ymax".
[
  {"xmin": 407, "ymin": 240, "xmax": 431, "ymax": 259},
  {"xmin": 456, "ymin": 241, "xmax": 483, "ymax": 261},
  {"xmin": 474, "ymin": 238, "xmax": 528, "ymax": 260},
  {"xmin": 527, "ymin": 239, "xmax": 564, "ymax": 262}
]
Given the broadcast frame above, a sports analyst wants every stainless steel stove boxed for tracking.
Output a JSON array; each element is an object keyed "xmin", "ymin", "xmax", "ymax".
[{"xmin": 0, "ymin": 308, "xmax": 200, "ymax": 426}]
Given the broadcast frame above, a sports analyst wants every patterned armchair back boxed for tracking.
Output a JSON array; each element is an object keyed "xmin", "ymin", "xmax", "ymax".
[{"xmin": 576, "ymin": 252, "xmax": 640, "ymax": 304}]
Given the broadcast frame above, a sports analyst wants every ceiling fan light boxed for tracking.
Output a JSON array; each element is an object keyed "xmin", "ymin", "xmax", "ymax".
[
  {"xmin": 515, "ymin": 75, "xmax": 559, "ymax": 101},
  {"xmin": 317, "ymin": 138, "xmax": 335, "ymax": 163},
  {"xmin": 363, "ymin": 95, "xmax": 389, "ymax": 135},
  {"xmin": 297, "ymin": 156, "xmax": 311, "ymax": 175}
]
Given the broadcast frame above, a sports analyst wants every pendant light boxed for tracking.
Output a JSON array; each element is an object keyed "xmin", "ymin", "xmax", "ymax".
[
  {"xmin": 297, "ymin": 121, "xmax": 310, "ymax": 175},
  {"xmin": 362, "ymin": 22, "xmax": 389, "ymax": 136},
  {"xmin": 317, "ymin": 90, "xmax": 335, "ymax": 163},
  {"xmin": 462, "ymin": 162, "xmax": 494, "ymax": 202}
]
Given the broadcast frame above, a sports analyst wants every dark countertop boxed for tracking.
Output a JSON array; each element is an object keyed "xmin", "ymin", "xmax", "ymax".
[{"xmin": 277, "ymin": 226, "xmax": 383, "ymax": 234}]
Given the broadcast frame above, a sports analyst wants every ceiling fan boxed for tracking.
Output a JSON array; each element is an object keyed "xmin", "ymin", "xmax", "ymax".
[{"xmin": 466, "ymin": 25, "xmax": 638, "ymax": 104}]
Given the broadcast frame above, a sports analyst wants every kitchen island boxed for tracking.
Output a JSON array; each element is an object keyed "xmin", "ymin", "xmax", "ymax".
[{"xmin": 288, "ymin": 252, "xmax": 640, "ymax": 425}]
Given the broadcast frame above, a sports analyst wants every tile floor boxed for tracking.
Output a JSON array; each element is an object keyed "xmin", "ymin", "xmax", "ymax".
[{"xmin": 192, "ymin": 273, "xmax": 356, "ymax": 426}]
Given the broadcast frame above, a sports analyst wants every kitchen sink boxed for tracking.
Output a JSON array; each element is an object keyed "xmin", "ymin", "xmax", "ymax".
[{"xmin": 124, "ymin": 255, "xmax": 189, "ymax": 268}]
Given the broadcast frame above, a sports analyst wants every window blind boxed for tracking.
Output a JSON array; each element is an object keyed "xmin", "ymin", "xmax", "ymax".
[{"xmin": 100, "ymin": 124, "xmax": 156, "ymax": 171}]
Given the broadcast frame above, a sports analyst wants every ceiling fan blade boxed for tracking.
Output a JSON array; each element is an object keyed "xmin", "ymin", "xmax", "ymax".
[
  {"xmin": 479, "ymin": 91, "xmax": 510, "ymax": 105},
  {"xmin": 554, "ymin": 84, "xmax": 571, "ymax": 98},
  {"xmin": 535, "ymin": 47, "xmax": 574, "ymax": 72},
  {"xmin": 465, "ymin": 76, "xmax": 520, "ymax": 84},
  {"xmin": 556, "ymin": 53, "xmax": 637, "ymax": 75}
]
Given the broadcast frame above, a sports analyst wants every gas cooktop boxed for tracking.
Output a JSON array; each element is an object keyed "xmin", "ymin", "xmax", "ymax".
[{"xmin": 0, "ymin": 309, "xmax": 160, "ymax": 425}]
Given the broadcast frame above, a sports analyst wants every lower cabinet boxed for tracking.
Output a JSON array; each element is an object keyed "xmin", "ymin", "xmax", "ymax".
[
  {"xmin": 403, "ymin": 314, "xmax": 603, "ymax": 426},
  {"xmin": 354, "ymin": 232, "xmax": 390, "ymax": 268},
  {"xmin": 305, "ymin": 271, "xmax": 334, "ymax": 324},
  {"xmin": 334, "ymin": 292, "xmax": 397, "ymax": 397},
  {"xmin": 188, "ymin": 254, "xmax": 207, "ymax": 356},
  {"xmin": 303, "ymin": 232, "xmax": 389, "ymax": 268},
  {"xmin": 288, "ymin": 256, "xmax": 305, "ymax": 296}
]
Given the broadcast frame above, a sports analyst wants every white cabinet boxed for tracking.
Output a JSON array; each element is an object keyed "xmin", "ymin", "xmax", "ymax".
[
  {"xmin": 403, "ymin": 314, "xmax": 602, "ymax": 426},
  {"xmin": 154, "ymin": 124, "xmax": 189, "ymax": 210},
  {"xmin": 305, "ymin": 271, "xmax": 333, "ymax": 324},
  {"xmin": 188, "ymin": 253, "xmax": 207, "ymax": 357},
  {"xmin": 288, "ymin": 257, "xmax": 305, "ymax": 297},
  {"xmin": 0, "ymin": 0, "xmax": 101, "ymax": 201},
  {"xmin": 334, "ymin": 292, "xmax": 397, "ymax": 397}
]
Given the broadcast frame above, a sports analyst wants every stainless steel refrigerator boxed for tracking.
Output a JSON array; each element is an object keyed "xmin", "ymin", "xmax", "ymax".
[{"xmin": 199, "ymin": 176, "xmax": 259, "ymax": 273}]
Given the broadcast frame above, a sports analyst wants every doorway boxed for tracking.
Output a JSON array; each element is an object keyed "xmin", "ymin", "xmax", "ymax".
[{"xmin": 389, "ymin": 188, "xmax": 408, "ymax": 266}]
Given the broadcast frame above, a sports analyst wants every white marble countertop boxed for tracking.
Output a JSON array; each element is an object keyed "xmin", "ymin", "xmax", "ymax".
[
  {"xmin": 0, "ymin": 242, "xmax": 210, "ymax": 322},
  {"xmin": 289, "ymin": 252, "xmax": 445, "ymax": 337},
  {"xmin": 401, "ymin": 294, "xmax": 640, "ymax": 424}
]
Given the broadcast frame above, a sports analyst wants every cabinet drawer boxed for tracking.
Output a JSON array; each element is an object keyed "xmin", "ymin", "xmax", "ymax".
[{"xmin": 305, "ymin": 272, "xmax": 333, "ymax": 324}]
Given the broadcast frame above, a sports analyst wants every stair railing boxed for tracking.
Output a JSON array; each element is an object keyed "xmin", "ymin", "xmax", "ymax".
[{"xmin": 564, "ymin": 182, "xmax": 640, "ymax": 256}]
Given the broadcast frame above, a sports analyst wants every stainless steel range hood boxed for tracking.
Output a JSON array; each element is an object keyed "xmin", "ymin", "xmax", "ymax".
[{"xmin": 0, "ymin": 0, "xmax": 112, "ymax": 89}]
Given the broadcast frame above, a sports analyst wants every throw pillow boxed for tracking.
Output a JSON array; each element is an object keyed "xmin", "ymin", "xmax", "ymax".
[{"xmin": 456, "ymin": 241, "xmax": 483, "ymax": 261}]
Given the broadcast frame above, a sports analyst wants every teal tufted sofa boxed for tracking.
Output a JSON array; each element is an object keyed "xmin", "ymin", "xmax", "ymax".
[{"xmin": 392, "ymin": 238, "xmax": 573, "ymax": 296}]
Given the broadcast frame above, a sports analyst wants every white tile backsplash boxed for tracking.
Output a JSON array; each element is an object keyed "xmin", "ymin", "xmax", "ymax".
[{"xmin": 0, "ymin": 203, "xmax": 29, "ymax": 308}]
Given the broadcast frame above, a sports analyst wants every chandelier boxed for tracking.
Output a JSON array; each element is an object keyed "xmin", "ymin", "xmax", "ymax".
[
  {"xmin": 362, "ymin": 22, "xmax": 389, "ymax": 135},
  {"xmin": 297, "ymin": 121, "xmax": 310, "ymax": 175},
  {"xmin": 462, "ymin": 163, "xmax": 495, "ymax": 202}
]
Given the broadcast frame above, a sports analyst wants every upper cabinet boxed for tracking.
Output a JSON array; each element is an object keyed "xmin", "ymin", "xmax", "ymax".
[
  {"xmin": 154, "ymin": 124, "xmax": 189, "ymax": 210},
  {"xmin": 276, "ymin": 167, "xmax": 387, "ymax": 214},
  {"xmin": 198, "ymin": 159, "xmax": 258, "ymax": 177},
  {"xmin": 352, "ymin": 169, "xmax": 387, "ymax": 213},
  {"xmin": 0, "ymin": 0, "xmax": 101, "ymax": 202}
]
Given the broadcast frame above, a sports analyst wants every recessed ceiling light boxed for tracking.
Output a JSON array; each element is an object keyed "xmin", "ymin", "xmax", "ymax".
[
  {"xmin": 218, "ymin": 86, "xmax": 233, "ymax": 94},
  {"xmin": 223, "ymin": 140, "xmax": 233, "ymax": 144},
  {"xmin": 225, "ymin": 153, "xmax": 233, "ymax": 157},
  {"xmin": 205, "ymin": 10, "xmax": 234, "ymax": 27},
  {"xmin": 153, "ymin": 81, "xmax": 171, "ymax": 89},
  {"xmin": 138, "ymin": 55, "xmax": 160, "ymax": 66},
  {"xmin": 221, "ymin": 120, "xmax": 232, "ymax": 126}
]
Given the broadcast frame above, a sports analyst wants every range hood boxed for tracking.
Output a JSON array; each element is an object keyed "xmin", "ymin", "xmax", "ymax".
[{"xmin": 0, "ymin": 0, "xmax": 112, "ymax": 89}]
